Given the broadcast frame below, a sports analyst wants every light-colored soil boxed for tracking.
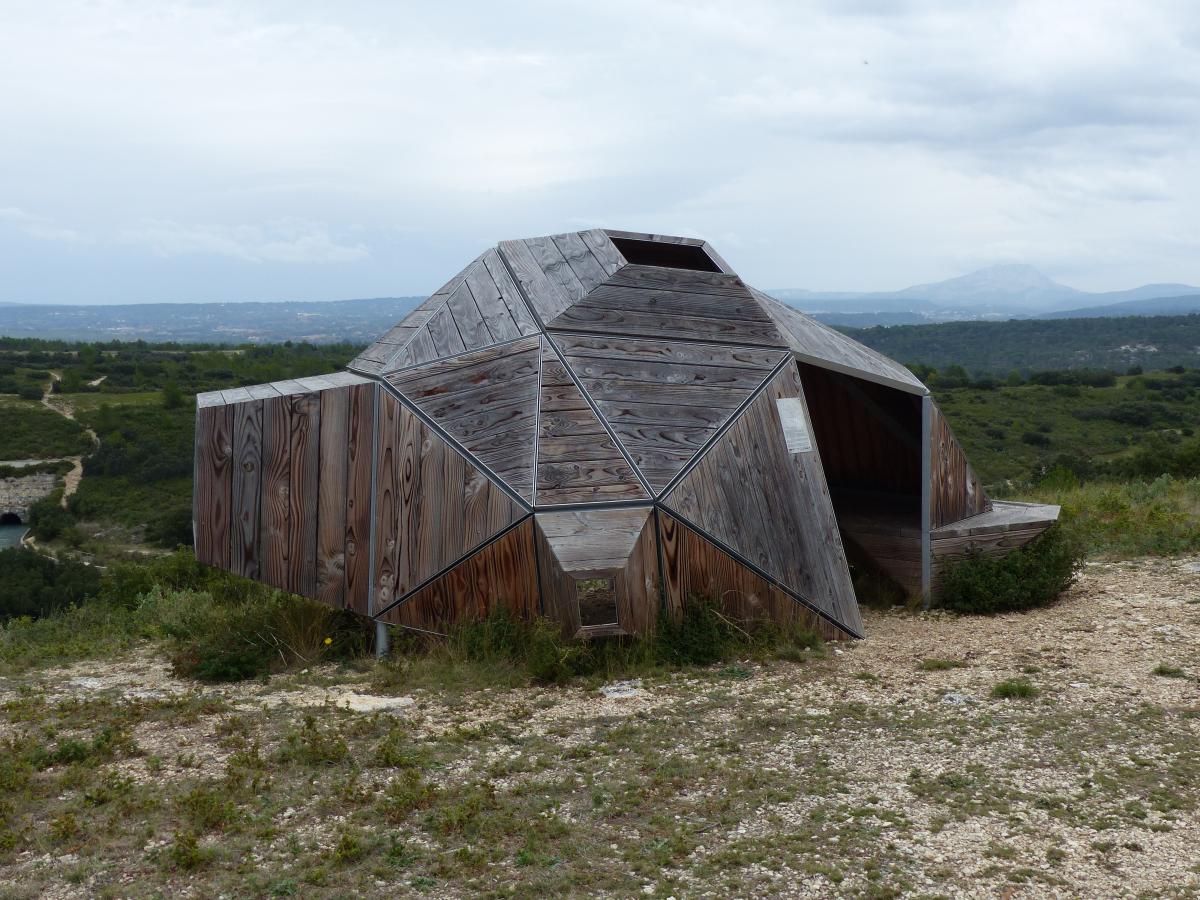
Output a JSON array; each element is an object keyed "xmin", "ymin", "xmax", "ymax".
[
  {"xmin": 39, "ymin": 372, "xmax": 98, "ymax": 507},
  {"xmin": 2, "ymin": 557, "xmax": 1199, "ymax": 898}
]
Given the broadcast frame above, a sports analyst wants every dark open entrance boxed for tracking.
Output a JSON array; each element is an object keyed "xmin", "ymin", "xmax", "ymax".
[
  {"xmin": 0, "ymin": 512, "xmax": 22, "ymax": 526},
  {"xmin": 610, "ymin": 237, "xmax": 722, "ymax": 273},
  {"xmin": 576, "ymin": 576, "xmax": 619, "ymax": 629},
  {"xmin": 797, "ymin": 363, "xmax": 924, "ymax": 601}
]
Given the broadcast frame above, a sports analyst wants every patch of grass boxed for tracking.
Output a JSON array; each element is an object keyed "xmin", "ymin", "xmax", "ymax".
[
  {"xmin": 1152, "ymin": 663, "xmax": 1186, "ymax": 678},
  {"xmin": 919, "ymin": 658, "xmax": 966, "ymax": 671},
  {"xmin": 277, "ymin": 714, "xmax": 350, "ymax": 767},
  {"xmin": 991, "ymin": 678, "xmax": 1039, "ymax": 700}
]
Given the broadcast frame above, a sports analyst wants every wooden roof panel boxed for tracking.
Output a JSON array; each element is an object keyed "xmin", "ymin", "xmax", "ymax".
[{"xmin": 559, "ymin": 334, "xmax": 786, "ymax": 494}]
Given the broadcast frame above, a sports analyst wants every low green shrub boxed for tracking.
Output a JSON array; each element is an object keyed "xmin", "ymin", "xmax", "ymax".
[
  {"xmin": 380, "ymin": 598, "xmax": 822, "ymax": 690},
  {"xmin": 938, "ymin": 525, "xmax": 1084, "ymax": 615},
  {"xmin": 991, "ymin": 677, "xmax": 1038, "ymax": 699},
  {"xmin": 143, "ymin": 585, "xmax": 368, "ymax": 682}
]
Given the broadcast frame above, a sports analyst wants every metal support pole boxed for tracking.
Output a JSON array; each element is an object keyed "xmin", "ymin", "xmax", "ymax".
[
  {"xmin": 374, "ymin": 620, "xmax": 390, "ymax": 659},
  {"xmin": 920, "ymin": 394, "xmax": 933, "ymax": 610}
]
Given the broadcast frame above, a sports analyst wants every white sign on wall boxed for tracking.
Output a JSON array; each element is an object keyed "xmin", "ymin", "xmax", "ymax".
[{"xmin": 776, "ymin": 397, "xmax": 813, "ymax": 454}]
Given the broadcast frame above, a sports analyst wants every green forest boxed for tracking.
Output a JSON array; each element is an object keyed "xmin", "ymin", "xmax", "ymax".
[
  {"xmin": 2, "ymin": 335, "xmax": 1199, "ymax": 569},
  {"xmin": 843, "ymin": 313, "xmax": 1200, "ymax": 373}
]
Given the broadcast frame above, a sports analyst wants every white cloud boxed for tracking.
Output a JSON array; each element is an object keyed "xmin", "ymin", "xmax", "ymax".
[
  {"xmin": 0, "ymin": 207, "xmax": 88, "ymax": 244},
  {"xmin": 0, "ymin": 0, "xmax": 1197, "ymax": 300},
  {"xmin": 118, "ymin": 218, "xmax": 369, "ymax": 264}
]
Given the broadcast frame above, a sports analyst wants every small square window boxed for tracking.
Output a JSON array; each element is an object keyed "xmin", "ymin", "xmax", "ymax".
[{"xmin": 576, "ymin": 576, "xmax": 618, "ymax": 628}]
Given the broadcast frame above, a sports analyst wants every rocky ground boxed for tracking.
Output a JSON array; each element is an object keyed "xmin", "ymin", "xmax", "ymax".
[{"xmin": 1, "ymin": 557, "xmax": 1199, "ymax": 898}]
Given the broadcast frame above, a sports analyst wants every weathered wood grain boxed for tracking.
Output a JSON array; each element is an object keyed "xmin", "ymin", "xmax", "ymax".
[
  {"xmin": 524, "ymin": 235, "xmax": 585, "ymax": 304},
  {"xmin": 553, "ymin": 333, "xmax": 783, "ymax": 370},
  {"xmin": 372, "ymin": 390, "xmax": 525, "ymax": 609},
  {"xmin": 259, "ymin": 395, "xmax": 293, "ymax": 591},
  {"xmin": 534, "ymin": 507, "xmax": 659, "ymax": 636},
  {"xmin": 602, "ymin": 264, "xmax": 749, "ymax": 296},
  {"xmin": 499, "ymin": 239, "xmax": 573, "ymax": 322},
  {"xmin": 753, "ymin": 288, "xmax": 927, "ymax": 395},
  {"xmin": 286, "ymin": 393, "xmax": 320, "ymax": 597},
  {"xmin": 561, "ymin": 335, "xmax": 778, "ymax": 494},
  {"xmin": 344, "ymin": 383, "xmax": 374, "ymax": 615},
  {"xmin": 551, "ymin": 231, "xmax": 609, "ymax": 293},
  {"xmin": 230, "ymin": 398, "xmax": 263, "ymax": 580},
  {"xmin": 535, "ymin": 340, "xmax": 648, "ymax": 505},
  {"xmin": 387, "ymin": 338, "xmax": 541, "ymax": 503},
  {"xmin": 929, "ymin": 402, "xmax": 990, "ymax": 528},
  {"xmin": 194, "ymin": 405, "xmax": 232, "ymax": 569},
  {"xmin": 657, "ymin": 511, "xmax": 852, "ymax": 642},
  {"xmin": 482, "ymin": 248, "xmax": 540, "ymax": 335},
  {"xmin": 663, "ymin": 364, "xmax": 863, "ymax": 635},
  {"xmin": 548, "ymin": 303, "xmax": 787, "ymax": 346},
  {"xmin": 316, "ymin": 387, "xmax": 348, "ymax": 608},
  {"xmin": 579, "ymin": 228, "xmax": 626, "ymax": 275},
  {"xmin": 380, "ymin": 519, "xmax": 539, "ymax": 631}
]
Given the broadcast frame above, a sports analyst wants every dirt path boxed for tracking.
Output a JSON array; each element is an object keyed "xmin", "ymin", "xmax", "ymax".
[
  {"xmin": 1, "ymin": 557, "xmax": 1198, "ymax": 897},
  {"xmin": 41, "ymin": 372, "xmax": 99, "ymax": 508}
]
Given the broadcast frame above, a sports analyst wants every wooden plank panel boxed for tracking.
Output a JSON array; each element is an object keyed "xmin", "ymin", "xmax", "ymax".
[
  {"xmin": 580, "ymin": 228, "xmax": 626, "ymax": 276},
  {"xmin": 551, "ymin": 231, "xmax": 609, "ymax": 293},
  {"xmin": 387, "ymin": 339, "xmax": 541, "ymax": 504},
  {"xmin": 259, "ymin": 395, "xmax": 292, "ymax": 591},
  {"xmin": 524, "ymin": 235, "xmax": 585, "ymax": 304},
  {"xmin": 553, "ymin": 333, "xmax": 784, "ymax": 370},
  {"xmin": 754, "ymin": 288, "xmax": 927, "ymax": 394},
  {"xmin": 499, "ymin": 238, "xmax": 573, "ymax": 322},
  {"xmin": 373, "ymin": 391, "xmax": 525, "ymax": 608},
  {"xmin": 536, "ymin": 340, "xmax": 648, "ymax": 505},
  {"xmin": 657, "ymin": 511, "xmax": 851, "ymax": 643},
  {"xmin": 616, "ymin": 512, "xmax": 661, "ymax": 635},
  {"xmin": 230, "ymin": 399, "xmax": 263, "ymax": 580},
  {"xmin": 372, "ymin": 391, "xmax": 403, "ymax": 614},
  {"xmin": 194, "ymin": 404, "xmax": 232, "ymax": 570},
  {"xmin": 662, "ymin": 365, "xmax": 863, "ymax": 635},
  {"xmin": 344, "ymin": 383, "xmax": 374, "ymax": 615},
  {"xmin": 579, "ymin": 283, "xmax": 773, "ymax": 322},
  {"xmin": 548, "ymin": 303, "xmax": 788, "ymax": 347},
  {"xmin": 464, "ymin": 256, "xmax": 522, "ymax": 342},
  {"xmin": 929, "ymin": 402, "xmax": 990, "ymax": 528},
  {"xmin": 287, "ymin": 393, "xmax": 320, "ymax": 597},
  {"xmin": 483, "ymin": 247, "xmax": 541, "ymax": 334},
  {"xmin": 315, "ymin": 386, "xmax": 349, "ymax": 608},
  {"xmin": 445, "ymin": 279, "xmax": 494, "ymax": 349},
  {"xmin": 561, "ymin": 335, "xmax": 778, "ymax": 493},
  {"xmin": 381, "ymin": 519, "xmax": 539, "ymax": 631},
  {"xmin": 425, "ymin": 304, "xmax": 467, "ymax": 357},
  {"xmin": 602, "ymin": 264, "xmax": 750, "ymax": 296}
]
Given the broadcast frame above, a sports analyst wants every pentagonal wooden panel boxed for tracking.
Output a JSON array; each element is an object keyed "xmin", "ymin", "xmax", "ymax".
[
  {"xmin": 536, "ymin": 339, "xmax": 648, "ymax": 505},
  {"xmin": 378, "ymin": 518, "xmax": 538, "ymax": 632},
  {"xmin": 662, "ymin": 364, "xmax": 863, "ymax": 636},
  {"xmin": 556, "ymin": 333, "xmax": 786, "ymax": 493},
  {"xmin": 386, "ymin": 336, "xmax": 541, "ymax": 503},
  {"xmin": 656, "ymin": 511, "xmax": 852, "ymax": 643},
  {"xmin": 371, "ymin": 390, "xmax": 525, "ymax": 614},
  {"xmin": 930, "ymin": 401, "xmax": 989, "ymax": 528},
  {"xmin": 534, "ymin": 507, "xmax": 660, "ymax": 636}
]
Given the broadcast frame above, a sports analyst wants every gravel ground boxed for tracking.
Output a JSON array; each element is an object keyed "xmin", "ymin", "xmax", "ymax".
[{"xmin": 1, "ymin": 556, "xmax": 1199, "ymax": 898}]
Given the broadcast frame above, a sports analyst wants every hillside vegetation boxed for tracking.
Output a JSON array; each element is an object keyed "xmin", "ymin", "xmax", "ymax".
[{"xmin": 844, "ymin": 314, "xmax": 1200, "ymax": 373}]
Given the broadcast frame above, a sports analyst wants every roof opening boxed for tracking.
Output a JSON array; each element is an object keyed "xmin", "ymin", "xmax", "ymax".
[{"xmin": 610, "ymin": 237, "xmax": 722, "ymax": 273}]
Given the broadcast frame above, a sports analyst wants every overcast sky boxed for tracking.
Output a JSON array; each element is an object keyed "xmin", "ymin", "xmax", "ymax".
[{"xmin": 2, "ymin": 1, "xmax": 1198, "ymax": 304}]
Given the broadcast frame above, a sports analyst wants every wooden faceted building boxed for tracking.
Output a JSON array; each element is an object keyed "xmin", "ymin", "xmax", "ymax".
[{"xmin": 194, "ymin": 229, "xmax": 1059, "ymax": 641}]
